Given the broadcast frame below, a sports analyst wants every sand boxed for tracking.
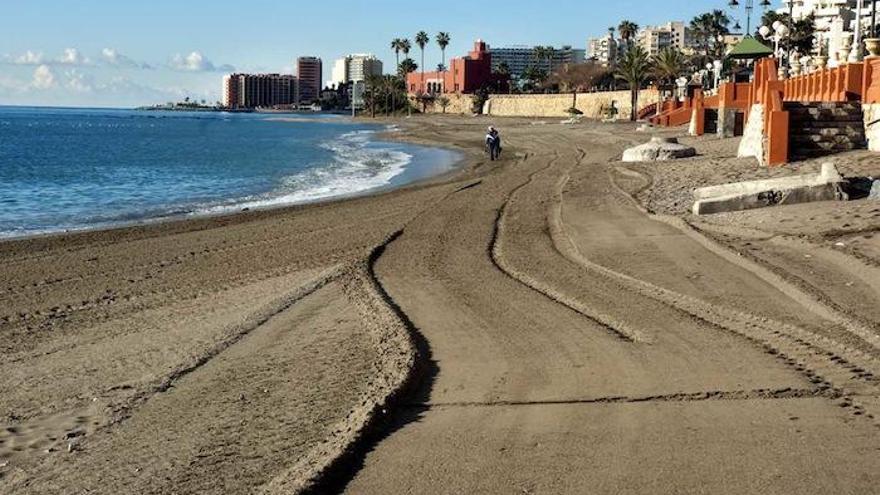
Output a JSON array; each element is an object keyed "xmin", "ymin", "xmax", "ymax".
[{"xmin": 1, "ymin": 116, "xmax": 879, "ymax": 494}]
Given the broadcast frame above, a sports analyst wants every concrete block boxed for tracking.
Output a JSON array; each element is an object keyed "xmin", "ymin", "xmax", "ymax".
[
  {"xmin": 622, "ymin": 137, "xmax": 696, "ymax": 162},
  {"xmin": 869, "ymin": 180, "xmax": 880, "ymax": 200},
  {"xmin": 693, "ymin": 163, "xmax": 849, "ymax": 215},
  {"xmin": 737, "ymin": 104, "xmax": 765, "ymax": 164}
]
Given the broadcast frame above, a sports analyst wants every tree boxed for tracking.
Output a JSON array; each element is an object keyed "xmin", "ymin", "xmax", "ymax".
[
  {"xmin": 437, "ymin": 95, "xmax": 450, "ymax": 114},
  {"xmin": 416, "ymin": 31, "xmax": 430, "ymax": 88},
  {"xmin": 533, "ymin": 46, "xmax": 556, "ymax": 76},
  {"xmin": 496, "ymin": 62, "xmax": 512, "ymax": 93},
  {"xmin": 618, "ymin": 20, "xmax": 639, "ymax": 48},
  {"xmin": 437, "ymin": 31, "xmax": 452, "ymax": 92},
  {"xmin": 652, "ymin": 47, "xmax": 687, "ymax": 96},
  {"xmin": 758, "ymin": 11, "xmax": 815, "ymax": 54},
  {"xmin": 391, "ymin": 38, "xmax": 404, "ymax": 68},
  {"xmin": 399, "ymin": 58, "xmax": 418, "ymax": 77},
  {"xmin": 547, "ymin": 62, "xmax": 606, "ymax": 109},
  {"xmin": 400, "ymin": 39, "xmax": 412, "ymax": 61},
  {"xmin": 364, "ymin": 74, "xmax": 384, "ymax": 118},
  {"xmin": 615, "ymin": 45, "xmax": 652, "ymax": 121},
  {"xmin": 522, "ymin": 66, "xmax": 547, "ymax": 93},
  {"xmin": 690, "ymin": 10, "xmax": 731, "ymax": 58}
]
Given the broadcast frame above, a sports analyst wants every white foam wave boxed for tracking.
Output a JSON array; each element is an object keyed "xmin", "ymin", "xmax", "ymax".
[{"xmin": 196, "ymin": 128, "xmax": 412, "ymax": 214}]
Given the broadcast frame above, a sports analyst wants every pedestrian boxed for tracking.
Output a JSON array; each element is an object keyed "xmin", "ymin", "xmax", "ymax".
[{"xmin": 486, "ymin": 126, "xmax": 501, "ymax": 161}]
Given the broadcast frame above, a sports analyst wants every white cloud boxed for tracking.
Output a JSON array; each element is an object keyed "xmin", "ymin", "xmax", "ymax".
[
  {"xmin": 3, "ymin": 48, "xmax": 93, "ymax": 66},
  {"xmin": 101, "ymin": 48, "xmax": 152, "ymax": 69},
  {"xmin": 31, "ymin": 65, "xmax": 56, "ymax": 89},
  {"xmin": 3, "ymin": 50, "xmax": 45, "ymax": 65},
  {"xmin": 58, "ymin": 48, "xmax": 90, "ymax": 66},
  {"xmin": 65, "ymin": 69, "xmax": 93, "ymax": 92},
  {"xmin": 169, "ymin": 51, "xmax": 233, "ymax": 72}
]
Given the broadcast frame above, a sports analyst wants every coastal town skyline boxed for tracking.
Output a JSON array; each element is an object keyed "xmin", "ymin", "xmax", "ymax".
[{"xmin": 0, "ymin": 0, "xmax": 787, "ymax": 107}]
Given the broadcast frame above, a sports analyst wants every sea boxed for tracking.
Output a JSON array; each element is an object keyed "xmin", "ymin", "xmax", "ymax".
[{"xmin": 0, "ymin": 106, "xmax": 460, "ymax": 239}]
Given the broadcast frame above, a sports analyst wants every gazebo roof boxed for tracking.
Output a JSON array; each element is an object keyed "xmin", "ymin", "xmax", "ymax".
[{"xmin": 727, "ymin": 36, "xmax": 774, "ymax": 60}]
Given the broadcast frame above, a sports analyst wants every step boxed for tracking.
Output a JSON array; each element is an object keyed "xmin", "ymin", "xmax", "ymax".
[
  {"xmin": 789, "ymin": 120, "xmax": 865, "ymax": 129},
  {"xmin": 788, "ymin": 110, "xmax": 864, "ymax": 121},
  {"xmin": 790, "ymin": 126, "xmax": 866, "ymax": 138},
  {"xmin": 785, "ymin": 102, "xmax": 862, "ymax": 111}
]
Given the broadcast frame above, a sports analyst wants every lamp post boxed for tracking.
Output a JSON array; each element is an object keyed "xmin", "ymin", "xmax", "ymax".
[
  {"xmin": 728, "ymin": 0, "xmax": 772, "ymax": 36},
  {"xmin": 867, "ymin": 0, "xmax": 880, "ymax": 56},
  {"xmin": 852, "ymin": 0, "xmax": 865, "ymax": 62}
]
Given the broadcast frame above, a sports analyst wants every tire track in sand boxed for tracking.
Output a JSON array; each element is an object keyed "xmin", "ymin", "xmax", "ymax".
[{"xmin": 543, "ymin": 154, "xmax": 880, "ymax": 426}]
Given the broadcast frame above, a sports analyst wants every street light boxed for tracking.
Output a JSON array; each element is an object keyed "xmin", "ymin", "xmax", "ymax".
[{"xmin": 728, "ymin": 0, "xmax": 772, "ymax": 35}]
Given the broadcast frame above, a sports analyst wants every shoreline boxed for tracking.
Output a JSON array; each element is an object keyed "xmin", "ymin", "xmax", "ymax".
[{"xmin": 0, "ymin": 117, "xmax": 473, "ymax": 244}]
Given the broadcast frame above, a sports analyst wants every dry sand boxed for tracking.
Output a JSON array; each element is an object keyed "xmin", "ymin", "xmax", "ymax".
[{"xmin": 1, "ymin": 116, "xmax": 879, "ymax": 494}]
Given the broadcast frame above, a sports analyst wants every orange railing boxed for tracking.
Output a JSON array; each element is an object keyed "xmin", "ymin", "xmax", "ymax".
[
  {"xmin": 649, "ymin": 97, "xmax": 693, "ymax": 126},
  {"xmin": 783, "ymin": 63, "xmax": 864, "ymax": 102},
  {"xmin": 637, "ymin": 102, "xmax": 658, "ymax": 120}
]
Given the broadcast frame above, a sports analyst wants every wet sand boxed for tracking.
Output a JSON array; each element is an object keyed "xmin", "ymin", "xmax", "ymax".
[{"xmin": 1, "ymin": 116, "xmax": 879, "ymax": 494}]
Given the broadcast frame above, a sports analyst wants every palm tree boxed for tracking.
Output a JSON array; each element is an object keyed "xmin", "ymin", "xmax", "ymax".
[
  {"xmin": 615, "ymin": 44, "xmax": 652, "ymax": 121},
  {"xmin": 690, "ymin": 10, "xmax": 731, "ymax": 58},
  {"xmin": 652, "ymin": 47, "xmax": 687, "ymax": 98},
  {"xmin": 533, "ymin": 46, "xmax": 555, "ymax": 78},
  {"xmin": 416, "ymin": 31, "xmax": 430, "ymax": 90},
  {"xmin": 391, "ymin": 38, "xmax": 404, "ymax": 68},
  {"xmin": 400, "ymin": 39, "xmax": 412, "ymax": 68},
  {"xmin": 618, "ymin": 20, "xmax": 639, "ymax": 48},
  {"xmin": 436, "ymin": 32, "xmax": 451, "ymax": 74},
  {"xmin": 496, "ymin": 61, "xmax": 512, "ymax": 93},
  {"xmin": 399, "ymin": 58, "xmax": 418, "ymax": 77},
  {"xmin": 543, "ymin": 46, "xmax": 556, "ymax": 74}
]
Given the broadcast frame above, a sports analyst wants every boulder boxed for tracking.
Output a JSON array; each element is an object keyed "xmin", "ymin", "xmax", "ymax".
[
  {"xmin": 622, "ymin": 137, "xmax": 696, "ymax": 162},
  {"xmin": 693, "ymin": 163, "xmax": 849, "ymax": 215}
]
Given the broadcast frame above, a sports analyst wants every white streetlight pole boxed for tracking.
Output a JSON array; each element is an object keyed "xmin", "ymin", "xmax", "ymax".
[{"xmin": 852, "ymin": 0, "xmax": 866, "ymax": 62}]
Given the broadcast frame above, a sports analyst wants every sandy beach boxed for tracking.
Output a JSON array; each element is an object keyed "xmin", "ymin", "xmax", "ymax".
[{"xmin": 2, "ymin": 115, "xmax": 880, "ymax": 494}]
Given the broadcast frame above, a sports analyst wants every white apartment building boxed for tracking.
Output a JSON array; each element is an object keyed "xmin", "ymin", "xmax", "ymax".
[
  {"xmin": 637, "ymin": 21, "xmax": 692, "ymax": 56},
  {"xmin": 329, "ymin": 54, "xmax": 384, "ymax": 87},
  {"xmin": 588, "ymin": 33, "xmax": 618, "ymax": 66},
  {"xmin": 780, "ymin": 0, "xmax": 855, "ymax": 64}
]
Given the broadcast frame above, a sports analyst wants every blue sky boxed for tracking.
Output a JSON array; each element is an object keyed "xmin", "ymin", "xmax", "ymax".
[{"xmin": 0, "ymin": 0, "xmax": 783, "ymax": 107}]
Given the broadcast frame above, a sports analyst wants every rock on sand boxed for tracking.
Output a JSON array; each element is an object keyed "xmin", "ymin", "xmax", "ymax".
[{"xmin": 622, "ymin": 137, "xmax": 696, "ymax": 162}]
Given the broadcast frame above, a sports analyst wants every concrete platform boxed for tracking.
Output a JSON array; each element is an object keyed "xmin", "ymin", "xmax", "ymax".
[
  {"xmin": 693, "ymin": 163, "xmax": 849, "ymax": 215},
  {"xmin": 622, "ymin": 137, "xmax": 696, "ymax": 162}
]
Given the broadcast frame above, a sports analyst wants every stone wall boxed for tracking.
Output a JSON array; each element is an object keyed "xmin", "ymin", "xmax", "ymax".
[
  {"xmin": 419, "ymin": 93, "xmax": 475, "ymax": 115},
  {"xmin": 482, "ymin": 90, "xmax": 660, "ymax": 119}
]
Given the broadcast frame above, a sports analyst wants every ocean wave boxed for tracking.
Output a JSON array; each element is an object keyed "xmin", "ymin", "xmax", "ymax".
[{"xmin": 194, "ymin": 129, "xmax": 412, "ymax": 214}]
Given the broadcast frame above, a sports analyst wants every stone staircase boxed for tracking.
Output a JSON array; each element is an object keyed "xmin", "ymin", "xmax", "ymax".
[{"xmin": 785, "ymin": 102, "xmax": 867, "ymax": 161}]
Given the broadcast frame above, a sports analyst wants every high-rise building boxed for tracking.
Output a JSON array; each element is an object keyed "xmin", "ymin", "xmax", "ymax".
[
  {"xmin": 329, "ymin": 54, "xmax": 383, "ymax": 107},
  {"xmin": 296, "ymin": 57, "xmax": 322, "ymax": 105},
  {"xmin": 222, "ymin": 73, "xmax": 297, "ymax": 109},
  {"xmin": 330, "ymin": 54, "xmax": 384, "ymax": 86},
  {"xmin": 588, "ymin": 33, "xmax": 619, "ymax": 66},
  {"xmin": 488, "ymin": 45, "xmax": 586, "ymax": 80},
  {"xmin": 637, "ymin": 22, "xmax": 691, "ymax": 56}
]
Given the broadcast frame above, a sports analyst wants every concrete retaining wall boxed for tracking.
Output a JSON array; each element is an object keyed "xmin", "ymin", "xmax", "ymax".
[
  {"xmin": 420, "ymin": 93, "xmax": 475, "ymax": 115},
  {"xmin": 483, "ymin": 90, "xmax": 660, "ymax": 119}
]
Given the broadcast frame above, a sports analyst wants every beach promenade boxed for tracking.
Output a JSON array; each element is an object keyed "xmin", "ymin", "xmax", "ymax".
[{"xmin": 1, "ymin": 117, "xmax": 879, "ymax": 493}]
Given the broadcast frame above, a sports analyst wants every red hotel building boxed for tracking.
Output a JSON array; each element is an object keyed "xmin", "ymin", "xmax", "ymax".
[
  {"xmin": 297, "ymin": 56, "xmax": 323, "ymax": 105},
  {"xmin": 406, "ymin": 40, "xmax": 505, "ymax": 95}
]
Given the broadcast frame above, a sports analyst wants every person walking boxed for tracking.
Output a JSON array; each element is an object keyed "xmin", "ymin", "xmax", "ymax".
[{"xmin": 485, "ymin": 126, "xmax": 501, "ymax": 161}]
